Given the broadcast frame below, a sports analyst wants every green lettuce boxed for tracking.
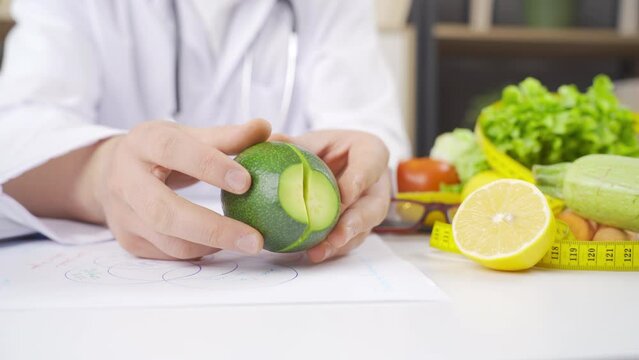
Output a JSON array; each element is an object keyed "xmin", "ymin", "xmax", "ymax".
[
  {"xmin": 480, "ymin": 75, "xmax": 639, "ymax": 168},
  {"xmin": 430, "ymin": 128, "xmax": 490, "ymax": 183}
]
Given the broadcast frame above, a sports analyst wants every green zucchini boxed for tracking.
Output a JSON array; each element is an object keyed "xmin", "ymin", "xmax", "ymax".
[{"xmin": 533, "ymin": 154, "xmax": 639, "ymax": 231}]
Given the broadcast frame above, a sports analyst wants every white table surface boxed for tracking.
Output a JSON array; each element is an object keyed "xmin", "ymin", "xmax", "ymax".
[{"xmin": 1, "ymin": 234, "xmax": 638, "ymax": 360}]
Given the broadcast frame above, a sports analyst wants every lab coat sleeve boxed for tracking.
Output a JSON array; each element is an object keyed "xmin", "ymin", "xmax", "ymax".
[
  {"xmin": 0, "ymin": 0, "xmax": 123, "ymax": 243},
  {"xmin": 303, "ymin": 0, "xmax": 411, "ymax": 170}
]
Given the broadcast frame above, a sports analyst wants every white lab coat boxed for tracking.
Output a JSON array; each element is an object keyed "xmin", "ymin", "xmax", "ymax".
[{"xmin": 0, "ymin": 0, "xmax": 409, "ymax": 243}]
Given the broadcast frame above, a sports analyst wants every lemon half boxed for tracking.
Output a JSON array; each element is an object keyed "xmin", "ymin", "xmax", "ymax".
[
  {"xmin": 461, "ymin": 170, "xmax": 503, "ymax": 200},
  {"xmin": 452, "ymin": 179, "xmax": 555, "ymax": 271}
]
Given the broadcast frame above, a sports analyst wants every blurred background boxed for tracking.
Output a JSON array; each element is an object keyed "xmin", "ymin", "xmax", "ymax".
[
  {"xmin": 0, "ymin": 0, "xmax": 637, "ymax": 156},
  {"xmin": 377, "ymin": 0, "xmax": 639, "ymax": 155}
]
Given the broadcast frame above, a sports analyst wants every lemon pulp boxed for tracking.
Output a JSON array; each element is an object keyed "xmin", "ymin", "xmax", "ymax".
[{"xmin": 452, "ymin": 179, "xmax": 555, "ymax": 271}]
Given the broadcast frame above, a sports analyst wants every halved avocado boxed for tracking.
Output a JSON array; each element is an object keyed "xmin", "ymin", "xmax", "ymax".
[{"xmin": 221, "ymin": 142, "xmax": 340, "ymax": 252}]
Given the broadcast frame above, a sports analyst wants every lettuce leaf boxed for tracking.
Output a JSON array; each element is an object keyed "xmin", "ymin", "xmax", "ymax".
[
  {"xmin": 430, "ymin": 128, "xmax": 490, "ymax": 182},
  {"xmin": 481, "ymin": 75, "xmax": 639, "ymax": 168}
]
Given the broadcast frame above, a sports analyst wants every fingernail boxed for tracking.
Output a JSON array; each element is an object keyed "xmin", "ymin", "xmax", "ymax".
[
  {"xmin": 235, "ymin": 234, "xmax": 260, "ymax": 254},
  {"xmin": 225, "ymin": 169, "xmax": 248, "ymax": 192}
]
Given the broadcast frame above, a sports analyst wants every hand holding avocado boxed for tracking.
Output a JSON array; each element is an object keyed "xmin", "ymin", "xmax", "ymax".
[{"xmin": 69, "ymin": 118, "xmax": 390, "ymax": 262}]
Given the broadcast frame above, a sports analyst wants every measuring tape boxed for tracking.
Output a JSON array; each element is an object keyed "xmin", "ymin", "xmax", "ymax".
[
  {"xmin": 474, "ymin": 119, "xmax": 565, "ymax": 215},
  {"xmin": 431, "ymin": 221, "xmax": 639, "ymax": 271}
]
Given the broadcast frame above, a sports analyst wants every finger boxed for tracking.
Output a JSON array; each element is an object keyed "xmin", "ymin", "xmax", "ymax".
[
  {"xmin": 277, "ymin": 131, "xmax": 350, "ymax": 183},
  {"xmin": 109, "ymin": 201, "xmax": 219, "ymax": 260},
  {"xmin": 324, "ymin": 173, "xmax": 391, "ymax": 248},
  {"xmin": 285, "ymin": 130, "xmax": 334, "ymax": 154},
  {"xmin": 165, "ymin": 171, "xmax": 199, "ymax": 189},
  {"xmin": 143, "ymin": 231, "xmax": 220, "ymax": 260},
  {"xmin": 124, "ymin": 170, "xmax": 264, "ymax": 255},
  {"xmin": 114, "ymin": 230, "xmax": 177, "ymax": 260},
  {"xmin": 335, "ymin": 231, "xmax": 368, "ymax": 257},
  {"xmin": 182, "ymin": 119, "xmax": 272, "ymax": 154},
  {"xmin": 337, "ymin": 137, "xmax": 389, "ymax": 207},
  {"xmin": 307, "ymin": 232, "xmax": 368, "ymax": 263},
  {"xmin": 268, "ymin": 133, "xmax": 293, "ymax": 143},
  {"xmin": 307, "ymin": 238, "xmax": 337, "ymax": 263},
  {"xmin": 108, "ymin": 203, "xmax": 176, "ymax": 260},
  {"xmin": 306, "ymin": 173, "xmax": 389, "ymax": 263},
  {"xmin": 129, "ymin": 123, "xmax": 252, "ymax": 194}
]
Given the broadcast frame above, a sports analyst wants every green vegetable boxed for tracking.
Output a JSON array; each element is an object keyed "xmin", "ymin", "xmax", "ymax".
[
  {"xmin": 222, "ymin": 142, "xmax": 340, "ymax": 253},
  {"xmin": 533, "ymin": 154, "xmax": 639, "ymax": 232},
  {"xmin": 438, "ymin": 183, "xmax": 462, "ymax": 194},
  {"xmin": 430, "ymin": 128, "xmax": 490, "ymax": 182},
  {"xmin": 481, "ymin": 75, "xmax": 639, "ymax": 168}
]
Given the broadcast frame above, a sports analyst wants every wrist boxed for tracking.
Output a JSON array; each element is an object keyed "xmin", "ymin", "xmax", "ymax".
[{"xmin": 72, "ymin": 136, "xmax": 121, "ymax": 224}]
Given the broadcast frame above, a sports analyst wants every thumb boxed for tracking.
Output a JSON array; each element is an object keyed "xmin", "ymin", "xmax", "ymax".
[
  {"xmin": 268, "ymin": 133, "xmax": 294, "ymax": 143},
  {"xmin": 182, "ymin": 119, "xmax": 272, "ymax": 154}
]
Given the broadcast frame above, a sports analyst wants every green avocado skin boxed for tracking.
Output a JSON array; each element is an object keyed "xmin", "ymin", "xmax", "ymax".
[
  {"xmin": 222, "ymin": 142, "xmax": 306, "ymax": 252},
  {"xmin": 221, "ymin": 142, "xmax": 340, "ymax": 252}
]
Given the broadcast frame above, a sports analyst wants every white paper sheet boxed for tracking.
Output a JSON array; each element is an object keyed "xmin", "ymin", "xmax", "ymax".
[{"xmin": 0, "ymin": 235, "xmax": 447, "ymax": 309}]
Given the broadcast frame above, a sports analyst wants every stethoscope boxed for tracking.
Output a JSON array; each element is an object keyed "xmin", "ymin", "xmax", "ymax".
[{"xmin": 171, "ymin": 0, "xmax": 298, "ymax": 123}]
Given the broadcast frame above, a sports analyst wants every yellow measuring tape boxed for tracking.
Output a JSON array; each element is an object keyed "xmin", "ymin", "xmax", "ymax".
[{"xmin": 431, "ymin": 222, "xmax": 639, "ymax": 271}]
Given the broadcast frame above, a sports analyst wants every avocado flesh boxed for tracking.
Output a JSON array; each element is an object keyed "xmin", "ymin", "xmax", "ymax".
[
  {"xmin": 277, "ymin": 144, "xmax": 339, "ymax": 252},
  {"xmin": 278, "ymin": 163, "xmax": 308, "ymax": 224}
]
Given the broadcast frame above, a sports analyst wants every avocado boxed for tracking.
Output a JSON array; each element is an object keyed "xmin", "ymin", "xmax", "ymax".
[{"xmin": 221, "ymin": 142, "xmax": 341, "ymax": 252}]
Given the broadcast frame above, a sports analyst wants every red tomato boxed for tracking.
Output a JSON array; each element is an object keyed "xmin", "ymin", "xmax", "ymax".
[{"xmin": 397, "ymin": 158, "xmax": 460, "ymax": 192}]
